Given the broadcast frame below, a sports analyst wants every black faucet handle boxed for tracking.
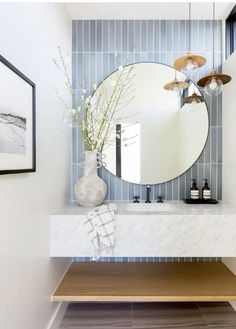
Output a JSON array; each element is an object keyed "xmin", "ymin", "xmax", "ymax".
[
  {"xmin": 133, "ymin": 196, "xmax": 140, "ymax": 203},
  {"xmin": 157, "ymin": 196, "xmax": 164, "ymax": 203}
]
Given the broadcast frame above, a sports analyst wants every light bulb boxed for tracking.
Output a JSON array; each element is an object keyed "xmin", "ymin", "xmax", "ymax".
[
  {"xmin": 184, "ymin": 59, "xmax": 198, "ymax": 72},
  {"xmin": 190, "ymin": 99, "xmax": 198, "ymax": 106},
  {"xmin": 209, "ymin": 77, "xmax": 217, "ymax": 90},
  {"xmin": 204, "ymin": 77, "xmax": 223, "ymax": 96},
  {"xmin": 172, "ymin": 85, "xmax": 183, "ymax": 96}
]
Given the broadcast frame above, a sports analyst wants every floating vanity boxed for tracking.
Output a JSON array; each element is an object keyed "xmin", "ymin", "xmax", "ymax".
[{"xmin": 50, "ymin": 201, "xmax": 236, "ymax": 257}]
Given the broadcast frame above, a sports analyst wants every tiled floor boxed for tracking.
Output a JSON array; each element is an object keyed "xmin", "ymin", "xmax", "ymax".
[{"xmin": 60, "ymin": 302, "xmax": 236, "ymax": 328}]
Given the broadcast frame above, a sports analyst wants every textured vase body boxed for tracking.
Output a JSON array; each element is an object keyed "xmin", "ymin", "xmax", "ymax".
[{"xmin": 75, "ymin": 151, "xmax": 107, "ymax": 207}]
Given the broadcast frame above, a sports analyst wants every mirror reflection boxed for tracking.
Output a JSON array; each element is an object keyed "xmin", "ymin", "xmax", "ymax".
[{"xmin": 92, "ymin": 63, "xmax": 209, "ymax": 185}]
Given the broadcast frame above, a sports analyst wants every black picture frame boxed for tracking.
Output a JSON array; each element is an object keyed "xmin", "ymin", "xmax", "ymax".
[{"xmin": 0, "ymin": 55, "xmax": 36, "ymax": 174}]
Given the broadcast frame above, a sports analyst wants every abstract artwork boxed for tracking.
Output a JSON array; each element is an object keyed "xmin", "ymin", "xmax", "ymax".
[{"xmin": 0, "ymin": 55, "xmax": 36, "ymax": 174}]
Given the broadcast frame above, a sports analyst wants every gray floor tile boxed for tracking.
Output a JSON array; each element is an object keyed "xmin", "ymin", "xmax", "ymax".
[
  {"xmin": 132, "ymin": 302, "xmax": 206, "ymax": 328},
  {"xmin": 198, "ymin": 302, "xmax": 236, "ymax": 328},
  {"xmin": 60, "ymin": 303, "xmax": 132, "ymax": 328}
]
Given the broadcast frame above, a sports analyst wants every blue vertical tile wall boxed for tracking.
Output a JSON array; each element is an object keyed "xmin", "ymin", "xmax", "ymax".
[
  {"xmin": 71, "ymin": 20, "xmax": 222, "ymax": 263},
  {"xmin": 72, "ymin": 20, "xmax": 222, "ymax": 203}
]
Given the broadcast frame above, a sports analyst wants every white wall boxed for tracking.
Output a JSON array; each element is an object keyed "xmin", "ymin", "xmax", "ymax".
[
  {"xmin": 0, "ymin": 3, "xmax": 71, "ymax": 329},
  {"xmin": 222, "ymin": 52, "xmax": 236, "ymax": 310},
  {"xmin": 222, "ymin": 52, "xmax": 236, "ymax": 205}
]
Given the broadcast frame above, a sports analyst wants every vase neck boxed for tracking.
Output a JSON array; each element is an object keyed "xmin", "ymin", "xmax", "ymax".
[{"xmin": 83, "ymin": 151, "xmax": 98, "ymax": 176}]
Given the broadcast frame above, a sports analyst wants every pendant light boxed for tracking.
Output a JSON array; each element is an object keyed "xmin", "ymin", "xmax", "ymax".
[
  {"xmin": 163, "ymin": 70, "xmax": 189, "ymax": 96},
  {"xmin": 197, "ymin": 3, "xmax": 231, "ymax": 95},
  {"xmin": 184, "ymin": 92, "xmax": 203, "ymax": 105},
  {"xmin": 173, "ymin": 3, "xmax": 207, "ymax": 73}
]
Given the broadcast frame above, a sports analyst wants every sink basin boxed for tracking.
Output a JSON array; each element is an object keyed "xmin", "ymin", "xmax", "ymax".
[{"xmin": 121, "ymin": 203, "xmax": 177, "ymax": 213}]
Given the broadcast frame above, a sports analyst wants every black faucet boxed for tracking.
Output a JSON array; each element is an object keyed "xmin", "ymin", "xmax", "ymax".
[{"xmin": 145, "ymin": 185, "xmax": 151, "ymax": 203}]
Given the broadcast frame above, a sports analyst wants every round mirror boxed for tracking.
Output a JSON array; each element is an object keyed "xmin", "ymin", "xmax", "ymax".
[{"xmin": 92, "ymin": 62, "xmax": 208, "ymax": 185}]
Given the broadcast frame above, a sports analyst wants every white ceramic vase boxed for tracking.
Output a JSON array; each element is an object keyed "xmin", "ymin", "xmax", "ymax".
[{"xmin": 75, "ymin": 150, "xmax": 107, "ymax": 207}]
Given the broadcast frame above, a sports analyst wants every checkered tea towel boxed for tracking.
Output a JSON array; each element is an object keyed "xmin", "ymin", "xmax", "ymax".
[{"xmin": 84, "ymin": 203, "xmax": 117, "ymax": 261}]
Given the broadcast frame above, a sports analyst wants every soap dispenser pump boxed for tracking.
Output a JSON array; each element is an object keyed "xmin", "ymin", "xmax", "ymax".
[
  {"xmin": 202, "ymin": 179, "xmax": 211, "ymax": 200},
  {"xmin": 190, "ymin": 179, "xmax": 199, "ymax": 200}
]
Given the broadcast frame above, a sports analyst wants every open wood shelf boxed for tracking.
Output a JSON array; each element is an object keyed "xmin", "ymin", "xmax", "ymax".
[{"xmin": 52, "ymin": 262, "xmax": 236, "ymax": 302}]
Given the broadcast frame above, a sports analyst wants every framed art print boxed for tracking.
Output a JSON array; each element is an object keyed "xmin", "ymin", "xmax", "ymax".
[{"xmin": 0, "ymin": 55, "xmax": 36, "ymax": 174}]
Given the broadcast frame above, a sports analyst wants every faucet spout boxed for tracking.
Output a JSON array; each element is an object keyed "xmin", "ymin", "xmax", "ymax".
[{"xmin": 145, "ymin": 185, "xmax": 151, "ymax": 203}]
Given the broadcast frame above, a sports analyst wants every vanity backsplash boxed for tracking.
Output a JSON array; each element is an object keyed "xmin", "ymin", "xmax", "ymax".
[{"xmin": 71, "ymin": 19, "xmax": 222, "ymax": 202}]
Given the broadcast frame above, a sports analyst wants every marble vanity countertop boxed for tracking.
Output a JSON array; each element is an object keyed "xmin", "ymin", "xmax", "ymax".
[
  {"xmin": 53, "ymin": 200, "xmax": 236, "ymax": 216},
  {"xmin": 50, "ymin": 201, "xmax": 236, "ymax": 257}
]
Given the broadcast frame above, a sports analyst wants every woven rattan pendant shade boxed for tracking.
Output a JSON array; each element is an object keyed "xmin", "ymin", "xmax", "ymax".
[
  {"xmin": 197, "ymin": 70, "xmax": 231, "ymax": 87},
  {"xmin": 197, "ymin": 3, "xmax": 231, "ymax": 92},
  {"xmin": 173, "ymin": 3, "xmax": 207, "ymax": 72},
  {"xmin": 184, "ymin": 92, "xmax": 204, "ymax": 104},
  {"xmin": 163, "ymin": 79, "xmax": 189, "ymax": 91},
  {"xmin": 173, "ymin": 54, "xmax": 206, "ymax": 71}
]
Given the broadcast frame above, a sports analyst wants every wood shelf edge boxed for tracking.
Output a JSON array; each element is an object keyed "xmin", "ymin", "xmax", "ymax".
[{"xmin": 52, "ymin": 262, "xmax": 236, "ymax": 302}]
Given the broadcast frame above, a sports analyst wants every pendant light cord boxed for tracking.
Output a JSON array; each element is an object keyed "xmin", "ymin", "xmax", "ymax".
[
  {"xmin": 188, "ymin": 2, "xmax": 191, "ymax": 53},
  {"xmin": 213, "ymin": 2, "xmax": 215, "ymax": 70}
]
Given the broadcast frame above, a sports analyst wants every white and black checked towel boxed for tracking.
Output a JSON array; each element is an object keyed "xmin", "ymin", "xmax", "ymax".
[{"xmin": 84, "ymin": 203, "xmax": 117, "ymax": 260}]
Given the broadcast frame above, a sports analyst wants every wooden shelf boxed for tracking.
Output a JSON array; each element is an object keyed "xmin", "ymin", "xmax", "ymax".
[{"xmin": 52, "ymin": 262, "xmax": 236, "ymax": 302}]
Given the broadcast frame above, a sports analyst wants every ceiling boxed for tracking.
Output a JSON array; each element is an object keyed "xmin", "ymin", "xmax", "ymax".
[{"xmin": 65, "ymin": 2, "xmax": 235, "ymax": 20}]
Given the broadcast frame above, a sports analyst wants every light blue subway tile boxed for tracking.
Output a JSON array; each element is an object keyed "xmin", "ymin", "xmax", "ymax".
[
  {"xmin": 160, "ymin": 20, "xmax": 167, "ymax": 51},
  {"xmin": 89, "ymin": 20, "xmax": 96, "ymax": 52},
  {"xmin": 211, "ymin": 127, "xmax": 217, "ymax": 164},
  {"xmin": 145, "ymin": 52, "xmax": 154, "ymax": 62},
  {"xmin": 153, "ymin": 52, "xmax": 160, "ymax": 62},
  {"xmin": 76, "ymin": 20, "xmax": 84, "ymax": 52},
  {"xmin": 147, "ymin": 20, "xmax": 154, "ymax": 52},
  {"xmin": 159, "ymin": 52, "xmax": 167, "ymax": 64},
  {"xmin": 160, "ymin": 183, "xmax": 167, "ymax": 200},
  {"xmin": 173, "ymin": 20, "xmax": 180, "ymax": 51},
  {"xmin": 95, "ymin": 52, "xmax": 104, "ymax": 84},
  {"xmin": 102, "ymin": 20, "xmax": 109, "ymax": 52},
  {"xmin": 108, "ymin": 173, "xmax": 116, "ymax": 201},
  {"xmin": 140, "ymin": 184, "xmax": 146, "ymax": 201},
  {"xmin": 108, "ymin": 20, "xmax": 115, "ymax": 52},
  {"xmin": 129, "ymin": 183, "xmax": 135, "ymax": 201},
  {"xmin": 83, "ymin": 20, "xmax": 90, "ymax": 52},
  {"xmin": 216, "ymin": 20, "xmax": 222, "ymax": 52},
  {"xmin": 102, "ymin": 53, "xmax": 109, "ymax": 78},
  {"xmin": 166, "ymin": 181, "xmax": 172, "ymax": 200},
  {"xmin": 198, "ymin": 164, "xmax": 205, "ymax": 191},
  {"xmin": 180, "ymin": 20, "xmax": 187, "ymax": 53},
  {"xmin": 72, "ymin": 52, "xmax": 77, "ymax": 88},
  {"xmin": 72, "ymin": 21, "xmax": 77, "ymax": 52},
  {"xmin": 186, "ymin": 169, "xmax": 193, "ymax": 199},
  {"xmin": 217, "ymin": 164, "xmax": 222, "ymax": 200},
  {"xmin": 205, "ymin": 20, "xmax": 213, "ymax": 52},
  {"xmin": 121, "ymin": 20, "xmax": 128, "ymax": 51},
  {"xmin": 191, "ymin": 20, "xmax": 199, "ymax": 53},
  {"xmin": 166, "ymin": 20, "xmax": 173, "ymax": 51},
  {"xmin": 165, "ymin": 52, "xmax": 173, "ymax": 66},
  {"xmin": 211, "ymin": 164, "xmax": 218, "ymax": 200},
  {"xmin": 191, "ymin": 163, "xmax": 198, "ymax": 182},
  {"xmin": 218, "ymin": 127, "xmax": 222, "ymax": 163},
  {"xmin": 140, "ymin": 52, "xmax": 148, "ymax": 62},
  {"xmin": 172, "ymin": 177, "xmax": 179, "ymax": 200},
  {"xmin": 153, "ymin": 20, "xmax": 160, "ymax": 52},
  {"xmin": 128, "ymin": 20, "xmax": 135, "ymax": 52},
  {"xmin": 115, "ymin": 20, "xmax": 122, "ymax": 52},
  {"xmin": 121, "ymin": 180, "xmax": 129, "ymax": 201},
  {"xmin": 88, "ymin": 52, "xmax": 96, "ymax": 89},
  {"xmin": 141, "ymin": 20, "xmax": 148, "ymax": 51},
  {"xmin": 211, "ymin": 92, "xmax": 218, "ymax": 126},
  {"xmin": 134, "ymin": 20, "xmax": 141, "ymax": 52},
  {"xmin": 96, "ymin": 20, "xmax": 103, "ymax": 52}
]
